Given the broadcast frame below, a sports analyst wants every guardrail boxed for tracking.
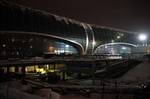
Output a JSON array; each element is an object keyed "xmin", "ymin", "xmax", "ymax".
[{"xmin": 0, "ymin": 53, "xmax": 145, "ymax": 66}]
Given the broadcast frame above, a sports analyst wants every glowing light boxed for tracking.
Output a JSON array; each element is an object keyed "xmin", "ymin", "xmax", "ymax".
[
  {"xmin": 138, "ymin": 34, "xmax": 147, "ymax": 41},
  {"xmin": 48, "ymin": 46, "xmax": 54, "ymax": 52},
  {"xmin": 92, "ymin": 41, "xmax": 96, "ymax": 46},
  {"xmin": 2, "ymin": 44, "xmax": 6, "ymax": 47},
  {"xmin": 120, "ymin": 33, "xmax": 124, "ymax": 36},
  {"xmin": 30, "ymin": 45, "xmax": 33, "ymax": 49},
  {"xmin": 54, "ymin": 50, "xmax": 65, "ymax": 54},
  {"xmin": 11, "ymin": 38, "xmax": 15, "ymax": 42},
  {"xmin": 49, "ymin": 70, "xmax": 55, "ymax": 72},
  {"xmin": 65, "ymin": 45, "xmax": 69, "ymax": 48},
  {"xmin": 122, "ymin": 46, "xmax": 126, "ymax": 50},
  {"xmin": 29, "ymin": 38, "xmax": 33, "ymax": 41},
  {"xmin": 17, "ymin": 51, "xmax": 19, "ymax": 55},
  {"xmin": 117, "ymin": 36, "xmax": 121, "ymax": 39},
  {"xmin": 36, "ymin": 68, "xmax": 46, "ymax": 74},
  {"xmin": 111, "ymin": 40, "xmax": 114, "ymax": 43}
]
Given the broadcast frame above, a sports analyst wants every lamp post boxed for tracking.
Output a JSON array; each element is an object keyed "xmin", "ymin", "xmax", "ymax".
[
  {"xmin": 138, "ymin": 33, "xmax": 148, "ymax": 54},
  {"xmin": 92, "ymin": 41, "xmax": 96, "ymax": 54}
]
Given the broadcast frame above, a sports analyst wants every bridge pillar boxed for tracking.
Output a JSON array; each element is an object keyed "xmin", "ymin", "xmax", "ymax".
[
  {"xmin": 15, "ymin": 66, "xmax": 19, "ymax": 72},
  {"xmin": 21, "ymin": 66, "xmax": 26, "ymax": 78},
  {"xmin": 62, "ymin": 70, "xmax": 66, "ymax": 81},
  {"xmin": 7, "ymin": 67, "xmax": 10, "ymax": 73}
]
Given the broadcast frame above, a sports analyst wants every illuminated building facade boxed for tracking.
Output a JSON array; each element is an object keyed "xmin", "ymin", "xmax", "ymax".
[{"xmin": 0, "ymin": 1, "xmax": 147, "ymax": 59}]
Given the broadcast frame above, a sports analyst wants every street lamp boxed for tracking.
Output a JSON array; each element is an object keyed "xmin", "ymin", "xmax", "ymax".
[
  {"xmin": 138, "ymin": 33, "xmax": 148, "ymax": 54},
  {"xmin": 138, "ymin": 34, "xmax": 147, "ymax": 41}
]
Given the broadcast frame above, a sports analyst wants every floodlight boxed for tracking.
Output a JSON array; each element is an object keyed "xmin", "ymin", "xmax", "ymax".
[{"xmin": 138, "ymin": 34, "xmax": 147, "ymax": 41}]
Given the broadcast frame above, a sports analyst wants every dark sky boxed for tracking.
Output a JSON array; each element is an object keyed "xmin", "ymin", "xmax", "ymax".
[{"xmin": 12, "ymin": 0, "xmax": 150, "ymax": 33}]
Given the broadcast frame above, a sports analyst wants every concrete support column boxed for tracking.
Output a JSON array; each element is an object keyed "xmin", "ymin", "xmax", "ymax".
[
  {"xmin": 34, "ymin": 65, "xmax": 36, "ymax": 73},
  {"xmin": 21, "ymin": 66, "xmax": 26, "ymax": 78},
  {"xmin": 7, "ymin": 67, "xmax": 10, "ymax": 73},
  {"xmin": 15, "ymin": 66, "xmax": 19, "ymax": 72},
  {"xmin": 62, "ymin": 70, "xmax": 65, "ymax": 80}
]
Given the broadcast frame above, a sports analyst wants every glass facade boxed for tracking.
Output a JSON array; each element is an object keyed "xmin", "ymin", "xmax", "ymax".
[
  {"xmin": 94, "ymin": 44, "xmax": 131, "ymax": 55},
  {"xmin": 0, "ymin": 33, "xmax": 78, "ymax": 59},
  {"xmin": 43, "ymin": 39, "xmax": 78, "ymax": 55}
]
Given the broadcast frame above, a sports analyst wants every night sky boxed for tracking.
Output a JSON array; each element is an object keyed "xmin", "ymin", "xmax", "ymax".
[{"xmin": 12, "ymin": 0, "xmax": 150, "ymax": 33}]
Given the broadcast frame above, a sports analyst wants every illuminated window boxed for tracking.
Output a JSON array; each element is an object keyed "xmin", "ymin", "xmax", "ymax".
[{"xmin": 48, "ymin": 46, "xmax": 54, "ymax": 52}]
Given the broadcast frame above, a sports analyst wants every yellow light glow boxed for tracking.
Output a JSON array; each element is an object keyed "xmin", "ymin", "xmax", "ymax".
[
  {"xmin": 49, "ymin": 70, "xmax": 55, "ymax": 72},
  {"xmin": 48, "ymin": 46, "xmax": 54, "ymax": 52},
  {"xmin": 49, "ymin": 69, "xmax": 59, "ymax": 72},
  {"xmin": 36, "ymin": 68, "xmax": 46, "ymax": 74}
]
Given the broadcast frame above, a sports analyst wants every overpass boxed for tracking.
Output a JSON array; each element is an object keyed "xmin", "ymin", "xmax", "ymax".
[{"xmin": 0, "ymin": 0, "xmax": 145, "ymax": 59}]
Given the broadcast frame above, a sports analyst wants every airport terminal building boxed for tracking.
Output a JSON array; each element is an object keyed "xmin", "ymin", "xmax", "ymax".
[{"xmin": 0, "ymin": 0, "xmax": 148, "ymax": 59}]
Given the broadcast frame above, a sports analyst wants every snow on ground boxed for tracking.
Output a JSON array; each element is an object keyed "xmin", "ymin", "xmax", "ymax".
[{"xmin": 119, "ymin": 61, "xmax": 150, "ymax": 82}]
